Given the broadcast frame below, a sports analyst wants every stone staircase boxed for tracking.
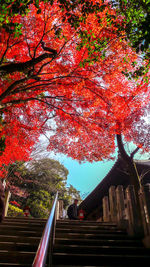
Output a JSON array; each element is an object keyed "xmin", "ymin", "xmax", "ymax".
[
  {"xmin": 0, "ymin": 217, "xmax": 46, "ymax": 266},
  {"xmin": 0, "ymin": 218, "xmax": 150, "ymax": 266},
  {"xmin": 52, "ymin": 220, "xmax": 150, "ymax": 267}
]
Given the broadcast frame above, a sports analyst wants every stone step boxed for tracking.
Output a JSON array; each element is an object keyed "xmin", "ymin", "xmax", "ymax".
[
  {"xmin": 0, "ymin": 251, "xmax": 35, "ymax": 264},
  {"xmin": 0, "ymin": 229, "xmax": 43, "ymax": 237},
  {"xmin": 0, "ymin": 224, "xmax": 45, "ymax": 231},
  {"xmin": 0, "ymin": 234, "xmax": 41, "ymax": 244},
  {"xmin": 53, "ymin": 265, "xmax": 135, "ymax": 267},
  {"xmin": 56, "ymin": 220, "xmax": 117, "ymax": 226},
  {"xmin": 4, "ymin": 217, "xmax": 47, "ymax": 223},
  {"xmin": 55, "ymin": 237, "xmax": 143, "ymax": 247},
  {"xmin": 56, "ymin": 223, "xmax": 118, "ymax": 230},
  {"xmin": 0, "ymin": 264, "xmax": 31, "ymax": 267},
  {"xmin": 56, "ymin": 228, "xmax": 126, "ymax": 235},
  {"xmin": 54, "ymin": 244, "xmax": 149, "ymax": 255},
  {"xmin": 55, "ymin": 232, "xmax": 136, "ymax": 240},
  {"xmin": 1, "ymin": 221, "xmax": 46, "ymax": 227},
  {"xmin": 2, "ymin": 217, "xmax": 47, "ymax": 224},
  {"xmin": 52, "ymin": 252, "xmax": 150, "ymax": 266},
  {"xmin": 0, "ymin": 242, "xmax": 38, "ymax": 252}
]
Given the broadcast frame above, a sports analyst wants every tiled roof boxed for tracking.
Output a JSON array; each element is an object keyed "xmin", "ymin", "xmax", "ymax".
[{"xmin": 79, "ymin": 158, "xmax": 150, "ymax": 217}]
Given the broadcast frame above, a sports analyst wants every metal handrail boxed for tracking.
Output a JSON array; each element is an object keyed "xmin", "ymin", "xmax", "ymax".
[{"xmin": 32, "ymin": 192, "xmax": 58, "ymax": 267}]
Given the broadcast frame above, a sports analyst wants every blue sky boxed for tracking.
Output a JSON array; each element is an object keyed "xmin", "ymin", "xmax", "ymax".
[
  {"xmin": 61, "ymin": 157, "xmax": 115, "ymax": 198},
  {"xmin": 50, "ymin": 152, "xmax": 116, "ymax": 199}
]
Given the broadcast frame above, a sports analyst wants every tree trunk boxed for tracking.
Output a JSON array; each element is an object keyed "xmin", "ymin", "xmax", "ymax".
[
  {"xmin": 116, "ymin": 134, "xmax": 140, "ymax": 190},
  {"xmin": 116, "ymin": 134, "xmax": 143, "ymax": 234}
]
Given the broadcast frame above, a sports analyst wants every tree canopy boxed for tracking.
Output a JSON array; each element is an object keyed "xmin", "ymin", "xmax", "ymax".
[{"xmin": 0, "ymin": 0, "xmax": 150, "ymax": 173}]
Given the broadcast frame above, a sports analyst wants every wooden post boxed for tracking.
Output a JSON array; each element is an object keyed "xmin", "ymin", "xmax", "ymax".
[
  {"xmin": 4, "ymin": 190, "xmax": 11, "ymax": 217},
  {"xmin": 140, "ymin": 185, "xmax": 150, "ymax": 235},
  {"xmin": 139, "ymin": 188, "xmax": 148, "ymax": 236},
  {"xmin": 102, "ymin": 196, "xmax": 110, "ymax": 222},
  {"xmin": 58, "ymin": 200, "xmax": 63, "ymax": 219},
  {"xmin": 139, "ymin": 185, "xmax": 150, "ymax": 247},
  {"xmin": 109, "ymin": 186, "xmax": 117, "ymax": 222},
  {"xmin": 126, "ymin": 185, "xmax": 142, "ymax": 235},
  {"xmin": 56, "ymin": 200, "xmax": 59, "ymax": 220},
  {"xmin": 116, "ymin": 185, "xmax": 127, "ymax": 228},
  {"xmin": 2, "ymin": 179, "xmax": 6, "ymax": 190},
  {"xmin": 143, "ymin": 185, "xmax": 150, "ymax": 225}
]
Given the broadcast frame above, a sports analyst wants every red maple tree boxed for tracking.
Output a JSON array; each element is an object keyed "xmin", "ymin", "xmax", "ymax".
[{"xmin": 0, "ymin": 0, "xmax": 149, "ymax": 174}]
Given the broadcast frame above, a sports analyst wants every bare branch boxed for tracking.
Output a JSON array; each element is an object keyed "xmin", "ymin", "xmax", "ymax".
[{"xmin": 130, "ymin": 147, "xmax": 140, "ymax": 159}]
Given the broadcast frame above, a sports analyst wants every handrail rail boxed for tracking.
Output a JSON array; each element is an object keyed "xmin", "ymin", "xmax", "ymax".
[{"xmin": 32, "ymin": 192, "xmax": 58, "ymax": 267}]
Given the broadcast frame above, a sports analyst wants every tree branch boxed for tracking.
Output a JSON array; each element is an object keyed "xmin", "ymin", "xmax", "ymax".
[
  {"xmin": 130, "ymin": 147, "xmax": 140, "ymax": 159},
  {"xmin": 0, "ymin": 77, "xmax": 28, "ymax": 101},
  {"xmin": 0, "ymin": 53, "xmax": 56, "ymax": 74}
]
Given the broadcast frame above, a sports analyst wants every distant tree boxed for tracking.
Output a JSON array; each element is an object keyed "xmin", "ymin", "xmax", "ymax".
[
  {"xmin": 67, "ymin": 185, "xmax": 82, "ymax": 202},
  {"xmin": 6, "ymin": 158, "xmax": 81, "ymax": 218},
  {"xmin": 26, "ymin": 190, "xmax": 52, "ymax": 218}
]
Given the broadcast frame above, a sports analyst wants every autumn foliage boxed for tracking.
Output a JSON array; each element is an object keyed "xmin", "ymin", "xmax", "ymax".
[{"xmin": 0, "ymin": 0, "xmax": 150, "ymax": 172}]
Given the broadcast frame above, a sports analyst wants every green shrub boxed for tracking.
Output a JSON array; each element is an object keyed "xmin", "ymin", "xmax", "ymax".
[
  {"xmin": 26, "ymin": 190, "xmax": 52, "ymax": 218},
  {"xmin": 8, "ymin": 204, "xmax": 24, "ymax": 217}
]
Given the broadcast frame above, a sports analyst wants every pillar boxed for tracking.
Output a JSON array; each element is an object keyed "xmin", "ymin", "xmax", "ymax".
[
  {"xmin": 126, "ymin": 185, "xmax": 142, "ymax": 235},
  {"xmin": 116, "ymin": 185, "xmax": 127, "ymax": 228},
  {"xmin": 109, "ymin": 186, "xmax": 117, "ymax": 222},
  {"xmin": 4, "ymin": 190, "xmax": 11, "ymax": 217},
  {"xmin": 102, "ymin": 196, "xmax": 110, "ymax": 222}
]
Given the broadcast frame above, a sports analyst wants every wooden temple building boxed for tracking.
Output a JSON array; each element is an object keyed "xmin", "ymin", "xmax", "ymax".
[{"xmin": 79, "ymin": 157, "xmax": 150, "ymax": 221}]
